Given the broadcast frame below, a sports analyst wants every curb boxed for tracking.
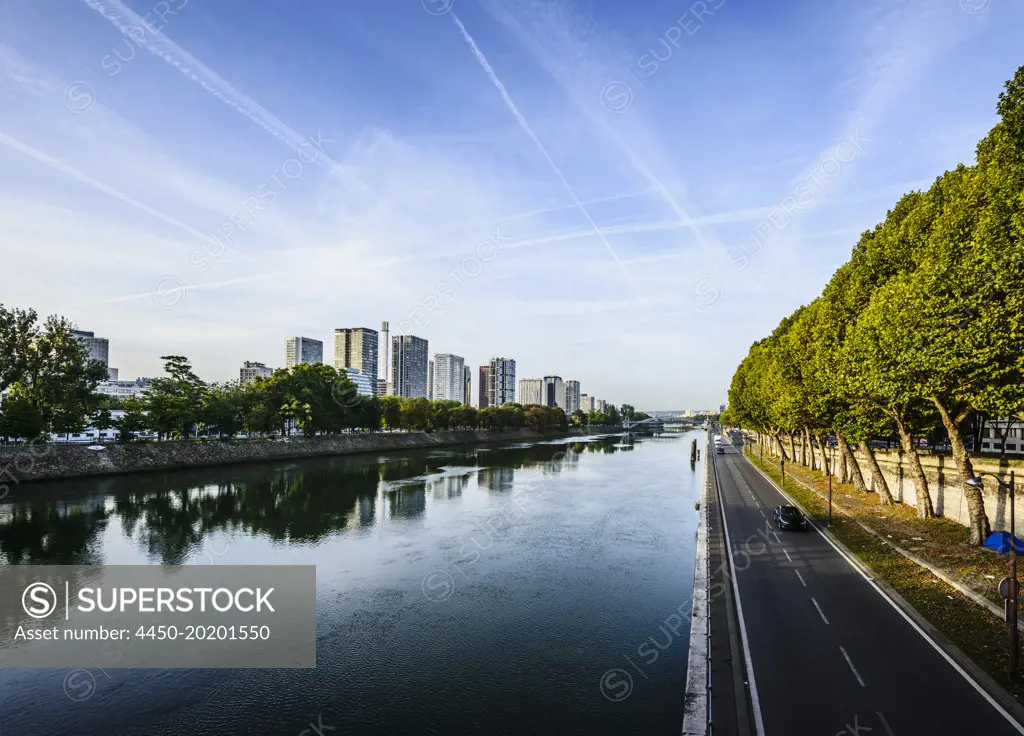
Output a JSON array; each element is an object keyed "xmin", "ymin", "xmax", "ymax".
[{"xmin": 681, "ymin": 434, "xmax": 711, "ymax": 735}]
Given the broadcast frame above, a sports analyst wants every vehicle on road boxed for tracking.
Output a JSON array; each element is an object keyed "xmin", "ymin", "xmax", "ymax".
[
  {"xmin": 716, "ymin": 446, "xmax": 724, "ymax": 454},
  {"xmin": 774, "ymin": 504, "xmax": 809, "ymax": 531}
]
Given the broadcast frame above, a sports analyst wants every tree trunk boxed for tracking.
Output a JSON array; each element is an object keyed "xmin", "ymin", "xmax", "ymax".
[
  {"xmin": 805, "ymin": 427, "xmax": 816, "ymax": 470},
  {"xmin": 931, "ymin": 397, "xmax": 990, "ymax": 545},
  {"xmin": 838, "ymin": 437, "xmax": 848, "ymax": 482},
  {"xmin": 894, "ymin": 417, "xmax": 935, "ymax": 519},
  {"xmin": 837, "ymin": 433, "xmax": 868, "ymax": 493},
  {"xmin": 776, "ymin": 432, "xmax": 789, "ymax": 460},
  {"xmin": 861, "ymin": 443, "xmax": 894, "ymax": 505},
  {"xmin": 788, "ymin": 432, "xmax": 796, "ymax": 463},
  {"xmin": 818, "ymin": 434, "xmax": 831, "ymax": 475}
]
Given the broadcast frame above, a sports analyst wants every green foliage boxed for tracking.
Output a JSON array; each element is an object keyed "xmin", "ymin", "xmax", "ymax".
[
  {"xmin": 726, "ymin": 63, "xmax": 1024, "ymax": 536},
  {"xmin": 0, "ymin": 312, "xmax": 106, "ymax": 441}
]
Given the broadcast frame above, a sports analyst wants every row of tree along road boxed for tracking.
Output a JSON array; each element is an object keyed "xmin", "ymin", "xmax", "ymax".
[
  {"xmin": 0, "ymin": 305, "xmax": 644, "ymax": 445},
  {"xmin": 721, "ymin": 65, "xmax": 1024, "ymax": 546}
]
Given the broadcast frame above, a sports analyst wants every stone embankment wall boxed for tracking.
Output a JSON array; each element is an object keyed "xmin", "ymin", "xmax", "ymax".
[
  {"xmin": 784, "ymin": 441, "xmax": 1024, "ymax": 531},
  {"xmin": 0, "ymin": 427, "xmax": 610, "ymax": 486}
]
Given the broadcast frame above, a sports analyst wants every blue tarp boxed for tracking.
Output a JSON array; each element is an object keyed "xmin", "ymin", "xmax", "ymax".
[{"xmin": 984, "ymin": 531, "xmax": 1024, "ymax": 555}]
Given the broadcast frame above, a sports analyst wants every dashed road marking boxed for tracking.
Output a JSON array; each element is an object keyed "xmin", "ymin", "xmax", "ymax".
[
  {"xmin": 795, "ymin": 570, "xmax": 807, "ymax": 587},
  {"xmin": 811, "ymin": 597, "xmax": 830, "ymax": 625},
  {"xmin": 840, "ymin": 646, "xmax": 866, "ymax": 687}
]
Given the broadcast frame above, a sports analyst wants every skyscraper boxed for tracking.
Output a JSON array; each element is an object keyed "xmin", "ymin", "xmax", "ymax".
[
  {"xmin": 71, "ymin": 329, "xmax": 109, "ymax": 365},
  {"xmin": 543, "ymin": 376, "xmax": 565, "ymax": 410},
  {"xmin": 284, "ymin": 336, "xmax": 323, "ymax": 367},
  {"xmin": 427, "ymin": 360, "xmax": 434, "ymax": 400},
  {"xmin": 478, "ymin": 366, "xmax": 491, "ymax": 408},
  {"xmin": 580, "ymin": 394, "xmax": 595, "ymax": 413},
  {"xmin": 343, "ymin": 368, "xmax": 375, "ymax": 396},
  {"xmin": 489, "ymin": 357, "xmax": 516, "ymax": 406},
  {"xmin": 518, "ymin": 378, "xmax": 543, "ymax": 405},
  {"xmin": 334, "ymin": 328, "xmax": 379, "ymax": 392},
  {"xmin": 464, "ymin": 365, "xmax": 472, "ymax": 406},
  {"xmin": 565, "ymin": 380, "xmax": 581, "ymax": 414},
  {"xmin": 392, "ymin": 335, "xmax": 429, "ymax": 398},
  {"xmin": 432, "ymin": 353, "xmax": 466, "ymax": 402}
]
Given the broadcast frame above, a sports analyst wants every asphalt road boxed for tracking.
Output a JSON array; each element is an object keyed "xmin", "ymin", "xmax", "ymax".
[{"xmin": 713, "ymin": 440, "xmax": 1024, "ymax": 736}]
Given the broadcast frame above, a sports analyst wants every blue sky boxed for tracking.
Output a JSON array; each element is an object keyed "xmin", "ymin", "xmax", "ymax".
[{"xmin": 0, "ymin": 0, "xmax": 1021, "ymax": 409}]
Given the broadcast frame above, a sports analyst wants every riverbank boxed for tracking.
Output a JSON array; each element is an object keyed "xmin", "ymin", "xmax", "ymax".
[{"xmin": 0, "ymin": 426, "xmax": 624, "ymax": 486}]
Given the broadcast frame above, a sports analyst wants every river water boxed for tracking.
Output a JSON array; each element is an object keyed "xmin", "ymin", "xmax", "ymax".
[{"xmin": 0, "ymin": 430, "xmax": 703, "ymax": 736}]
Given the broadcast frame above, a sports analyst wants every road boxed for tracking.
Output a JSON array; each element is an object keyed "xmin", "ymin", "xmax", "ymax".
[{"xmin": 713, "ymin": 439, "xmax": 1024, "ymax": 736}]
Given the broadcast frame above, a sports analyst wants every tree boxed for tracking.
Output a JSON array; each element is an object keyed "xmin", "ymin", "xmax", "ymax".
[
  {"xmin": 201, "ymin": 382, "xmax": 246, "ymax": 438},
  {"xmin": 570, "ymin": 409, "xmax": 587, "ymax": 426},
  {"xmin": 400, "ymin": 398, "xmax": 432, "ymax": 431},
  {"xmin": 144, "ymin": 356, "xmax": 207, "ymax": 439},
  {"xmin": 0, "ymin": 384, "xmax": 45, "ymax": 440},
  {"xmin": 380, "ymin": 396, "xmax": 403, "ymax": 431},
  {"xmin": 0, "ymin": 305, "xmax": 38, "ymax": 393},
  {"xmin": 114, "ymin": 397, "xmax": 148, "ymax": 443}
]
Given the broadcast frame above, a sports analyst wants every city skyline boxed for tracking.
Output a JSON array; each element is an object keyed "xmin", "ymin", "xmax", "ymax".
[{"xmin": 71, "ymin": 316, "xmax": 638, "ymax": 409}]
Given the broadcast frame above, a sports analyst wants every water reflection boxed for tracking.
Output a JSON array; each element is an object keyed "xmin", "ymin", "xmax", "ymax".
[{"xmin": 0, "ymin": 435, "xmax": 634, "ymax": 566}]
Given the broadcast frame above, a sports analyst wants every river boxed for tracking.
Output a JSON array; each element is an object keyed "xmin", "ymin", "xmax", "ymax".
[{"xmin": 0, "ymin": 430, "xmax": 703, "ymax": 736}]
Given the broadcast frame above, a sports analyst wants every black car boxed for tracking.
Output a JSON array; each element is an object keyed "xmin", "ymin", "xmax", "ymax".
[
  {"xmin": 774, "ymin": 505, "xmax": 809, "ymax": 531},
  {"xmin": 716, "ymin": 446, "xmax": 724, "ymax": 454}
]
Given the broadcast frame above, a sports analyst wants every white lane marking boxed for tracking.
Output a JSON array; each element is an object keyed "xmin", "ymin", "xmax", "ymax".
[
  {"xmin": 743, "ymin": 456, "xmax": 1024, "ymax": 733},
  {"xmin": 783, "ymin": 548, "xmax": 793, "ymax": 563},
  {"xmin": 795, "ymin": 570, "xmax": 807, "ymax": 587},
  {"xmin": 713, "ymin": 454, "xmax": 767, "ymax": 736},
  {"xmin": 811, "ymin": 597, "xmax": 830, "ymax": 625},
  {"xmin": 759, "ymin": 509, "xmax": 766, "ymax": 519},
  {"xmin": 877, "ymin": 711, "xmax": 895, "ymax": 736},
  {"xmin": 839, "ymin": 646, "xmax": 866, "ymax": 687}
]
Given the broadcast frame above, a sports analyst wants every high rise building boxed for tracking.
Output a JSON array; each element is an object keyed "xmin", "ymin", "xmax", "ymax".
[
  {"xmin": 564, "ymin": 380, "xmax": 581, "ymax": 414},
  {"xmin": 580, "ymin": 394, "xmax": 595, "ymax": 413},
  {"xmin": 284, "ymin": 336, "xmax": 323, "ymax": 367},
  {"xmin": 432, "ymin": 353, "xmax": 466, "ymax": 403},
  {"xmin": 427, "ymin": 360, "xmax": 435, "ymax": 400},
  {"xmin": 343, "ymin": 368, "xmax": 375, "ymax": 397},
  {"xmin": 376, "ymin": 378, "xmax": 388, "ymax": 396},
  {"xmin": 478, "ymin": 366, "xmax": 491, "ymax": 408},
  {"xmin": 240, "ymin": 361, "xmax": 274, "ymax": 384},
  {"xmin": 595, "ymin": 399, "xmax": 606, "ymax": 413},
  {"xmin": 392, "ymin": 335, "xmax": 429, "ymax": 398},
  {"xmin": 334, "ymin": 328, "xmax": 379, "ymax": 393},
  {"xmin": 71, "ymin": 329, "xmax": 109, "ymax": 365},
  {"xmin": 519, "ymin": 378, "xmax": 543, "ymax": 405},
  {"xmin": 489, "ymin": 357, "xmax": 516, "ymax": 407},
  {"xmin": 543, "ymin": 376, "xmax": 565, "ymax": 411},
  {"xmin": 464, "ymin": 366, "xmax": 472, "ymax": 406}
]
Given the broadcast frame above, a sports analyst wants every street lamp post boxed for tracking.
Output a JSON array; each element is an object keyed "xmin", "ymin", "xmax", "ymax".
[
  {"xmin": 968, "ymin": 470, "xmax": 1017, "ymax": 679},
  {"xmin": 781, "ymin": 456, "xmax": 785, "ymax": 491},
  {"xmin": 823, "ymin": 438, "xmax": 833, "ymax": 527}
]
